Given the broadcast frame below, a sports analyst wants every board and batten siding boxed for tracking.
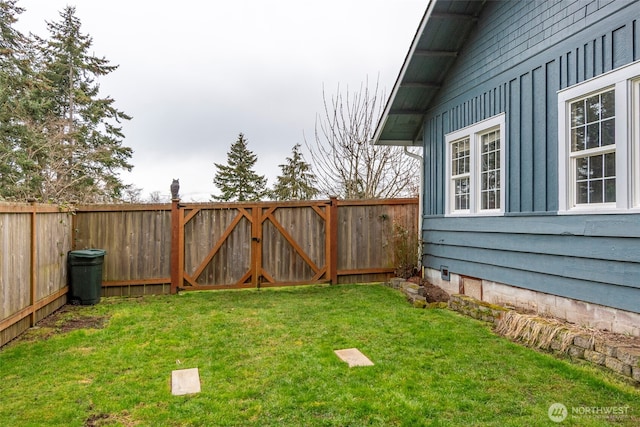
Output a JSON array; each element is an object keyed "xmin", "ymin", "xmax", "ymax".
[{"xmin": 421, "ymin": 0, "xmax": 640, "ymax": 313}]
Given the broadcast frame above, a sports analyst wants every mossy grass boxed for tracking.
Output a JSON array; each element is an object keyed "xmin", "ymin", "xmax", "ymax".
[{"xmin": 1, "ymin": 284, "xmax": 638, "ymax": 426}]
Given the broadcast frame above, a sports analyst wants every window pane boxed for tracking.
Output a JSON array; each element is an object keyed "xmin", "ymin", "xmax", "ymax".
[
  {"xmin": 451, "ymin": 137, "xmax": 471, "ymax": 212},
  {"xmin": 482, "ymin": 189, "xmax": 498, "ymax": 210},
  {"xmin": 577, "ymin": 181, "xmax": 588, "ymax": 204},
  {"xmin": 605, "ymin": 178, "xmax": 616, "ymax": 203},
  {"xmin": 454, "ymin": 178, "xmax": 469, "ymax": 210},
  {"xmin": 458, "ymin": 194, "xmax": 469, "ymax": 210},
  {"xmin": 571, "ymin": 127, "xmax": 585, "ymax": 152},
  {"xmin": 586, "ymin": 94, "xmax": 600, "ymax": 123},
  {"xmin": 591, "ymin": 154, "xmax": 603, "ymax": 178},
  {"xmin": 601, "ymin": 118, "xmax": 615, "ymax": 146},
  {"xmin": 572, "ymin": 89, "xmax": 615, "ymax": 152},
  {"xmin": 480, "ymin": 129, "xmax": 501, "ymax": 210},
  {"xmin": 452, "ymin": 139, "xmax": 469, "ymax": 175},
  {"xmin": 604, "ymin": 152, "xmax": 615, "ymax": 177},
  {"xmin": 576, "ymin": 157, "xmax": 589, "ymax": 180},
  {"xmin": 586, "ymin": 123, "xmax": 599, "ymax": 149},
  {"xmin": 591, "ymin": 180, "xmax": 603, "ymax": 203},
  {"xmin": 571, "ymin": 100, "xmax": 585, "ymax": 126},
  {"xmin": 600, "ymin": 89, "xmax": 615, "ymax": 119},
  {"xmin": 454, "ymin": 177, "xmax": 469, "ymax": 211},
  {"xmin": 574, "ymin": 153, "xmax": 616, "ymax": 205}
]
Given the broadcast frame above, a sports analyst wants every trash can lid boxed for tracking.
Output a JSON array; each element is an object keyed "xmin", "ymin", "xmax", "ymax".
[{"xmin": 69, "ymin": 249, "xmax": 107, "ymax": 258}]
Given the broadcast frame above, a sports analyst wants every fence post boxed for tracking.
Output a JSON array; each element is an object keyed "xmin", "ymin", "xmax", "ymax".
[
  {"xmin": 170, "ymin": 187, "xmax": 181, "ymax": 294},
  {"xmin": 251, "ymin": 205, "xmax": 262, "ymax": 288},
  {"xmin": 30, "ymin": 200, "xmax": 37, "ymax": 326},
  {"xmin": 328, "ymin": 197, "xmax": 338, "ymax": 284}
]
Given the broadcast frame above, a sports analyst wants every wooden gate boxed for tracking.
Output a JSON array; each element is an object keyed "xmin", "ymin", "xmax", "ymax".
[{"xmin": 170, "ymin": 199, "xmax": 337, "ymax": 292}]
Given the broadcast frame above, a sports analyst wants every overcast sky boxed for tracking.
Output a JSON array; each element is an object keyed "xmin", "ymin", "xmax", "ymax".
[{"xmin": 14, "ymin": 0, "xmax": 425, "ymax": 201}]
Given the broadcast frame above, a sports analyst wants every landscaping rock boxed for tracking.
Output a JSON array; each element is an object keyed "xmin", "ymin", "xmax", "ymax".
[
  {"xmin": 446, "ymin": 292, "xmax": 639, "ymax": 385},
  {"xmin": 411, "ymin": 295, "xmax": 427, "ymax": 308},
  {"xmin": 385, "ymin": 277, "xmax": 450, "ymax": 309},
  {"xmin": 594, "ymin": 339, "xmax": 618, "ymax": 357},
  {"xmin": 568, "ymin": 345, "xmax": 585, "ymax": 359},
  {"xmin": 389, "ymin": 278, "xmax": 405, "ymax": 290},
  {"xmin": 584, "ymin": 349, "xmax": 606, "ymax": 365},
  {"xmin": 616, "ymin": 347, "xmax": 640, "ymax": 367},
  {"xmin": 403, "ymin": 286, "xmax": 419, "ymax": 296},
  {"xmin": 427, "ymin": 302, "xmax": 448, "ymax": 309},
  {"xmin": 605, "ymin": 356, "xmax": 632, "ymax": 377},
  {"xmin": 401, "ymin": 282, "xmax": 420, "ymax": 292},
  {"xmin": 573, "ymin": 334, "xmax": 594, "ymax": 350}
]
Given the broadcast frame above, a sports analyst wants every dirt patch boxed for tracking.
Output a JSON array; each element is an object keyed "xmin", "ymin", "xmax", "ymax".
[
  {"xmin": 17, "ymin": 305, "xmax": 109, "ymax": 343},
  {"xmin": 38, "ymin": 305, "xmax": 108, "ymax": 331},
  {"xmin": 85, "ymin": 410, "xmax": 137, "ymax": 427},
  {"xmin": 422, "ymin": 282, "xmax": 451, "ymax": 303},
  {"xmin": 407, "ymin": 277, "xmax": 450, "ymax": 303}
]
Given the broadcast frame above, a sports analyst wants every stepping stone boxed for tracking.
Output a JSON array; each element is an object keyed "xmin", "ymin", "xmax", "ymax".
[
  {"xmin": 334, "ymin": 348, "xmax": 374, "ymax": 367},
  {"xmin": 171, "ymin": 368, "xmax": 201, "ymax": 395}
]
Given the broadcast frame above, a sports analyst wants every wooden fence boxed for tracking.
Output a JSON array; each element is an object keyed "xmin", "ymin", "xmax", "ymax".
[
  {"xmin": 1, "ymin": 198, "xmax": 418, "ymax": 346},
  {"xmin": 73, "ymin": 204, "xmax": 173, "ymax": 296},
  {"xmin": 0, "ymin": 203, "xmax": 72, "ymax": 347}
]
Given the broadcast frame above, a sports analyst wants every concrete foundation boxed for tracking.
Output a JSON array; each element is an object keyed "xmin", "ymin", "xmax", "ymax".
[{"xmin": 425, "ymin": 267, "xmax": 640, "ymax": 338}]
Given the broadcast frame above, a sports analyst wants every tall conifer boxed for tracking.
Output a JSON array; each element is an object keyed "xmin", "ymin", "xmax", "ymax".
[
  {"xmin": 37, "ymin": 6, "xmax": 133, "ymax": 202},
  {"xmin": 0, "ymin": 0, "xmax": 40, "ymax": 199},
  {"xmin": 212, "ymin": 133, "xmax": 267, "ymax": 201},
  {"xmin": 271, "ymin": 143, "xmax": 318, "ymax": 200}
]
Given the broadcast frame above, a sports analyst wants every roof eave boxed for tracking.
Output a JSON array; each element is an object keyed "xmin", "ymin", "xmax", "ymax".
[{"xmin": 372, "ymin": 0, "xmax": 437, "ymax": 146}]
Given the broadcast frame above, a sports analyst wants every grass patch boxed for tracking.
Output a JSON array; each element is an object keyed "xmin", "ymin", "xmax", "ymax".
[{"xmin": 1, "ymin": 284, "xmax": 638, "ymax": 426}]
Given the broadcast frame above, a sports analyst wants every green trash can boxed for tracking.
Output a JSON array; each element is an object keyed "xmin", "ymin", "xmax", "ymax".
[{"xmin": 68, "ymin": 249, "xmax": 106, "ymax": 305}]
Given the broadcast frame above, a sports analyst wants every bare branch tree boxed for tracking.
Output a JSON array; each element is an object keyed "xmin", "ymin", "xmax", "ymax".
[{"xmin": 305, "ymin": 77, "xmax": 419, "ymax": 199}]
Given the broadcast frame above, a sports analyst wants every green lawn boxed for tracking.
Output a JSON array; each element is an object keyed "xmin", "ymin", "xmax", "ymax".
[{"xmin": 1, "ymin": 284, "xmax": 638, "ymax": 426}]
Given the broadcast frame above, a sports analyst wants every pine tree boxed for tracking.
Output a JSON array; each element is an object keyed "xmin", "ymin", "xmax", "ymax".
[
  {"xmin": 35, "ymin": 6, "xmax": 133, "ymax": 203},
  {"xmin": 271, "ymin": 143, "xmax": 318, "ymax": 200},
  {"xmin": 212, "ymin": 133, "xmax": 267, "ymax": 201}
]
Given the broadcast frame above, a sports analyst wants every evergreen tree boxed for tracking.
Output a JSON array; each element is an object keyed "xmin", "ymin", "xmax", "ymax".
[
  {"xmin": 212, "ymin": 133, "xmax": 267, "ymax": 201},
  {"xmin": 271, "ymin": 143, "xmax": 318, "ymax": 200},
  {"xmin": 35, "ymin": 6, "xmax": 133, "ymax": 203},
  {"xmin": 0, "ymin": 0, "xmax": 42, "ymax": 199}
]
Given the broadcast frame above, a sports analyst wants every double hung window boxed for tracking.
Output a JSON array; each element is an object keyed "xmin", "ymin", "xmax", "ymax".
[
  {"xmin": 445, "ymin": 114, "xmax": 505, "ymax": 216},
  {"xmin": 558, "ymin": 61, "xmax": 640, "ymax": 213}
]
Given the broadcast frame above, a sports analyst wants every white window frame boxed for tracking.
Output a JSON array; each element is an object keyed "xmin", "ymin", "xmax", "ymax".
[
  {"xmin": 445, "ymin": 113, "xmax": 506, "ymax": 216},
  {"xmin": 558, "ymin": 60, "xmax": 640, "ymax": 214},
  {"xmin": 633, "ymin": 77, "xmax": 640, "ymax": 209}
]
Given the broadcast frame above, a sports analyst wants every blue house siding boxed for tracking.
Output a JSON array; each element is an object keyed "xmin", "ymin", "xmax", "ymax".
[
  {"xmin": 420, "ymin": 0, "xmax": 640, "ymax": 313},
  {"xmin": 423, "ymin": 214, "xmax": 640, "ymax": 313}
]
